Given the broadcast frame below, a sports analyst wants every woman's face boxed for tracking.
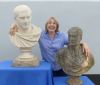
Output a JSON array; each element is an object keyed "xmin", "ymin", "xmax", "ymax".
[{"xmin": 47, "ymin": 18, "xmax": 57, "ymax": 33}]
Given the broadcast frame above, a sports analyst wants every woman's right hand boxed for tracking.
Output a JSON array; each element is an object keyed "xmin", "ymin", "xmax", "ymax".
[{"xmin": 9, "ymin": 23, "xmax": 18, "ymax": 36}]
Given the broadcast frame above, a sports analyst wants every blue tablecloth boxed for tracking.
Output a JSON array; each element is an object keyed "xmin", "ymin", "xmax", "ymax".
[
  {"xmin": 0, "ymin": 60, "xmax": 53, "ymax": 85},
  {"xmin": 53, "ymin": 76, "xmax": 95, "ymax": 85}
]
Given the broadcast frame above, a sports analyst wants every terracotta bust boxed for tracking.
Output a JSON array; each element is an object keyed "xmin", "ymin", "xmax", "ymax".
[
  {"xmin": 56, "ymin": 27, "xmax": 94, "ymax": 85},
  {"xmin": 9, "ymin": 5, "xmax": 41, "ymax": 67}
]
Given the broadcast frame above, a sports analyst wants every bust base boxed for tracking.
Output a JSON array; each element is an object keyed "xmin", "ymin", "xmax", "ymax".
[
  {"xmin": 67, "ymin": 76, "xmax": 82, "ymax": 85},
  {"xmin": 12, "ymin": 55, "xmax": 40, "ymax": 67}
]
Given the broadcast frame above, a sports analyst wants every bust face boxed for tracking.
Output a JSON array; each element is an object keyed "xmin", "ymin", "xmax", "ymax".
[
  {"xmin": 14, "ymin": 5, "xmax": 32, "ymax": 31},
  {"xmin": 15, "ymin": 11, "xmax": 32, "ymax": 30},
  {"xmin": 69, "ymin": 33, "xmax": 79, "ymax": 45},
  {"xmin": 68, "ymin": 28, "xmax": 82, "ymax": 45}
]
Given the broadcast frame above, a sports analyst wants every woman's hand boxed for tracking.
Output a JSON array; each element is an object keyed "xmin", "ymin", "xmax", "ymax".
[
  {"xmin": 81, "ymin": 42, "xmax": 91, "ymax": 57},
  {"xmin": 9, "ymin": 23, "xmax": 18, "ymax": 36}
]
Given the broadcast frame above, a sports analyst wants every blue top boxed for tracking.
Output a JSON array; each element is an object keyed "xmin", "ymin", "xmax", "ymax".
[{"xmin": 39, "ymin": 31, "xmax": 68, "ymax": 71}]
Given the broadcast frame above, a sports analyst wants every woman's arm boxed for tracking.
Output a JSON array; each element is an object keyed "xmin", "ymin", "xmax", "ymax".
[{"xmin": 81, "ymin": 42, "xmax": 91, "ymax": 57}]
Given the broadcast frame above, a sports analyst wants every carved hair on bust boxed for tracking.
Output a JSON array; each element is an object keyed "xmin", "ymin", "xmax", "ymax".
[
  {"xmin": 68, "ymin": 27, "xmax": 82, "ymax": 37},
  {"xmin": 13, "ymin": 4, "xmax": 32, "ymax": 18}
]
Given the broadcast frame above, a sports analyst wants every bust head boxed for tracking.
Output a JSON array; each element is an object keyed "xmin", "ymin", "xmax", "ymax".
[
  {"xmin": 13, "ymin": 5, "xmax": 32, "ymax": 31},
  {"xmin": 68, "ymin": 27, "xmax": 83, "ymax": 45}
]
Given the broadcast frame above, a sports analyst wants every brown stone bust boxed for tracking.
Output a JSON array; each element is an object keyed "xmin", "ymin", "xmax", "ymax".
[{"xmin": 56, "ymin": 27, "xmax": 94, "ymax": 85}]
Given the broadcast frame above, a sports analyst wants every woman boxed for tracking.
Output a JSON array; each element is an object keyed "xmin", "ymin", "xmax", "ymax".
[
  {"xmin": 39, "ymin": 17, "xmax": 68, "ymax": 76},
  {"xmin": 10, "ymin": 17, "xmax": 90, "ymax": 76}
]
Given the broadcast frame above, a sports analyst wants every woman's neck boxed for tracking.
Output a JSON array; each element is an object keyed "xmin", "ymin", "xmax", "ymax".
[{"xmin": 48, "ymin": 31, "xmax": 56, "ymax": 38}]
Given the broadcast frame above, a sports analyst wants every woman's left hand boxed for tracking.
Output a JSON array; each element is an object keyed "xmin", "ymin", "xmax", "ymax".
[{"xmin": 81, "ymin": 42, "xmax": 91, "ymax": 57}]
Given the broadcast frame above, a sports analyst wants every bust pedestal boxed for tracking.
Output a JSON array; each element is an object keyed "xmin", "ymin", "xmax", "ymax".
[{"xmin": 12, "ymin": 47, "xmax": 40, "ymax": 67}]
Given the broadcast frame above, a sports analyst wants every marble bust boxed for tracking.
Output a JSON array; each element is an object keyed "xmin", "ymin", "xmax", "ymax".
[
  {"xmin": 9, "ymin": 5, "xmax": 41, "ymax": 67},
  {"xmin": 56, "ymin": 27, "xmax": 94, "ymax": 85}
]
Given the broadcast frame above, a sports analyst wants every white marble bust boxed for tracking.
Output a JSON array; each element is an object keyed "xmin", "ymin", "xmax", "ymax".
[{"xmin": 9, "ymin": 5, "xmax": 41, "ymax": 67}]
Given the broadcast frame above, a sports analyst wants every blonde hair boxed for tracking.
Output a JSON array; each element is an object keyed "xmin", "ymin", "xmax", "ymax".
[{"xmin": 45, "ymin": 17, "xmax": 59, "ymax": 33}]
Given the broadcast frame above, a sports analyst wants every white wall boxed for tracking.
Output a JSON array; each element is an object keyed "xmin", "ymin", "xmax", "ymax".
[{"xmin": 0, "ymin": 1, "xmax": 100, "ymax": 74}]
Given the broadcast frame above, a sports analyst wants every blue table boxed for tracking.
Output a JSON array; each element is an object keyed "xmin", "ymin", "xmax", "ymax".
[
  {"xmin": 0, "ymin": 60, "xmax": 53, "ymax": 85},
  {"xmin": 53, "ymin": 76, "xmax": 95, "ymax": 85}
]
